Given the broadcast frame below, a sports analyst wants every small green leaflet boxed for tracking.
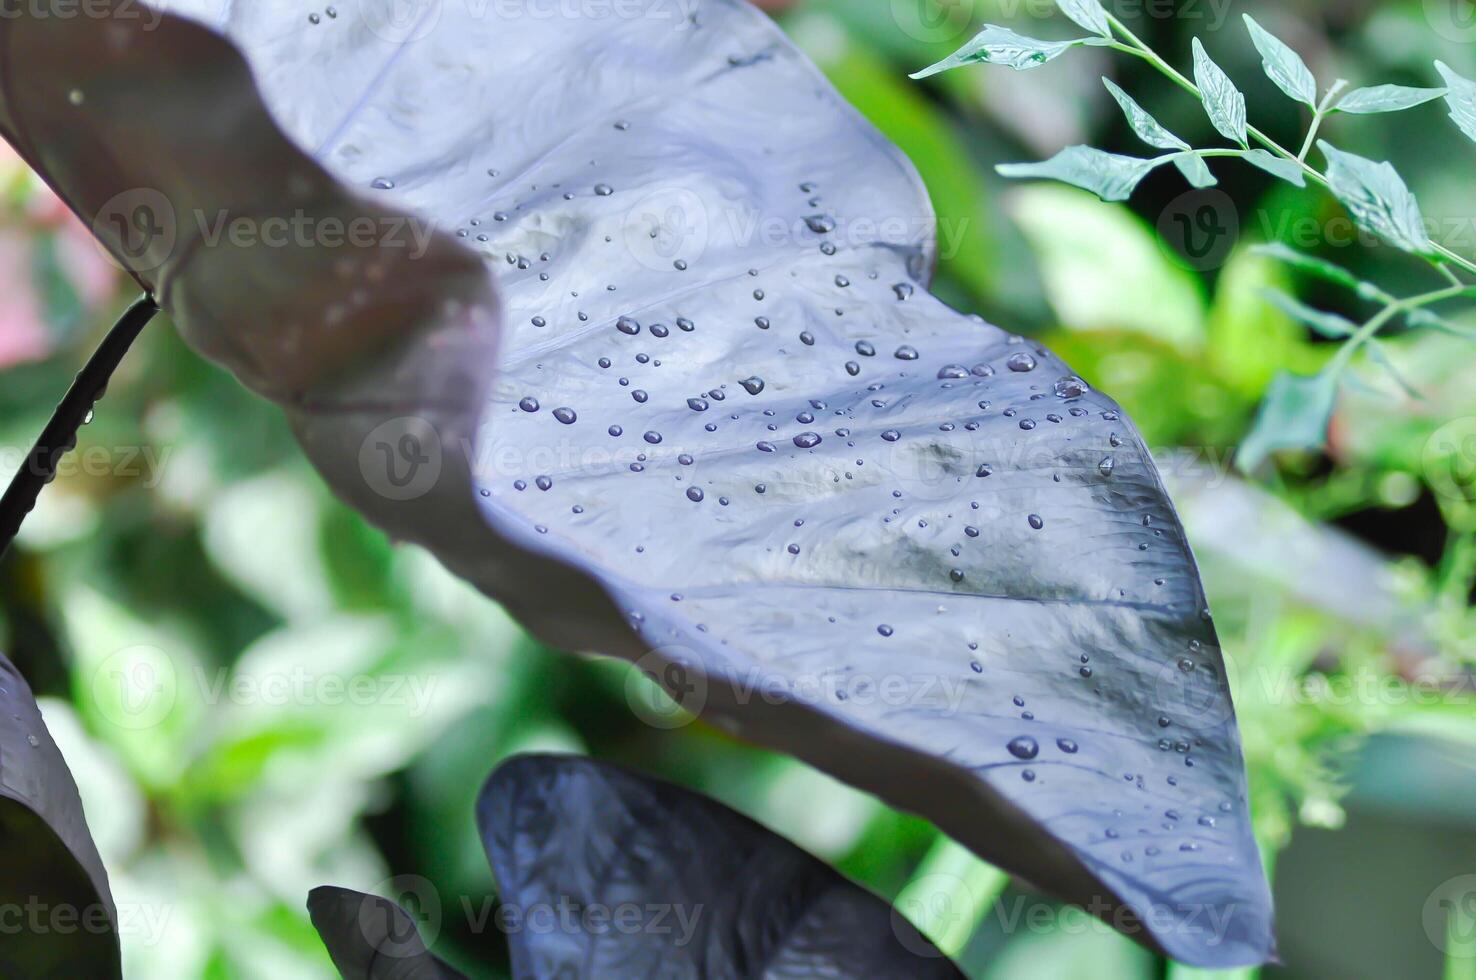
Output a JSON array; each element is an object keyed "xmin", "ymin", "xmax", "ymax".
[
  {"xmin": 1408, "ymin": 307, "xmax": 1475, "ymax": 337},
  {"xmin": 1174, "ymin": 154, "xmax": 1218, "ymax": 188},
  {"xmin": 911, "ymin": 26, "xmax": 1108, "ymax": 78},
  {"xmin": 1260, "ymin": 289, "xmax": 1355, "ymax": 338},
  {"xmin": 1055, "ymin": 0, "xmax": 1111, "ymax": 38},
  {"xmin": 1236, "ymin": 369, "xmax": 1340, "ymax": 472},
  {"xmin": 1434, "ymin": 61, "xmax": 1476, "ymax": 143},
  {"xmin": 1102, "ymin": 78, "xmax": 1187, "ymax": 150},
  {"xmin": 1365, "ymin": 339, "xmax": 1422, "ymax": 399},
  {"xmin": 997, "ymin": 146, "xmax": 1165, "ymax": 202},
  {"xmin": 1192, "ymin": 38, "xmax": 1248, "ymax": 147},
  {"xmin": 1250, "ymin": 243, "xmax": 1391, "ymax": 303},
  {"xmin": 1318, "ymin": 141, "xmax": 1433, "ymax": 255},
  {"xmin": 1334, "ymin": 84, "xmax": 1447, "ymax": 114},
  {"xmin": 1098, "ymin": 79, "xmax": 1220, "ymax": 188},
  {"xmin": 1241, "ymin": 149, "xmax": 1307, "ymax": 187},
  {"xmin": 1243, "ymin": 15, "xmax": 1316, "ymax": 107}
]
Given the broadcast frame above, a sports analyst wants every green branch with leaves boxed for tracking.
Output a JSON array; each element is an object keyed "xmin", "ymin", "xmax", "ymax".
[{"xmin": 912, "ymin": 2, "xmax": 1476, "ymax": 472}]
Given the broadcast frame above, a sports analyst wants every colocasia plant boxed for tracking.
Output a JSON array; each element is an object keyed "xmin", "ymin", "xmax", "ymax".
[
  {"xmin": 1, "ymin": 0, "xmax": 1277, "ymax": 976},
  {"xmin": 915, "ymin": 2, "xmax": 1476, "ymax": 472}
]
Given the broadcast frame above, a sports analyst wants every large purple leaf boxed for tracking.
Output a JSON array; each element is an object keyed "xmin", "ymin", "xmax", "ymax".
[
  {"xmin": 0, "ymin": 654, "xmax": 119, "ymax": 977},
  {"xmin": 307, "ymin": 886, "xmax": 468, "ymax": 980},
  {"xmin": 0, "ymin": 0, "xmax": 1272, "ymax": 965},
  {"xmin": 479, "ymin": 754, "xmax": 966, "ymax": 978}
]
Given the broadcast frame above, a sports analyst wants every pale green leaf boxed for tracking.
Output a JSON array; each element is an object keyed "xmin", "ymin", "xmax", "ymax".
[
  {"xmin": 910, "ymin": 25, "xmax": 1106, "ymax": 78},
  {"xmin": 1173, "ymin": 153, "xmax": 1218, "ymax": 188},
  {"xmin": 1240, "ymin": 149, "xmax": 1307, "ymax": 187},
  {"xmin": 1249, "ymin": 243, "xmax": 1392, "ymax": 303},
  {"xmin": 1237, "ymin": 370, "xmax": 1341, "ymax": 472},
  {"xmin": 1365, "ymin": 339, "xmax": 1422, "ymax": 399},
  {"xmin": 1434, "ymin": 61, "xmax": 1476, "ymax": 143},
  {"xmin": 1335, "ymin": 84, "xmax": 1447, "ymax": 114},
  {"xmin": 1056, "ymin": 0, "xmax": 1112, "ymax": 38},
  {"xmin": 997, "ymin": 145, "xmax": 1165, "ymax": 202},
  {"xmin": 1260, "ymin": 289, "xmax": 1355, "ymax": 338},
  {"xmin": 1318, "ymin": 141, "xmax": 1433, "ymax": 255},
  {"xmin": 1102, "ymin": 78, "xmax": 1188, "ymax": 150},
  {"xmin": 1243, "ymin": 15, "xmax": 1317, "ymax": 106},
  {"xmin": 1406, "ymin": 307, "xmax": 1475, "ymax": 337},
  {"xmin": 1192, "ymin": 38, "xmax": 1248, "ymax": 146}
]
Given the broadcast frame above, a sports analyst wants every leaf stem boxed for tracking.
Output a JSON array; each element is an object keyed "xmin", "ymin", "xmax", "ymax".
[
  {"xmin": 0, "ymin": 294, "xmax": 158, "ymax": 560},
  {"xmin": 1298, "ymin": 81, "xmax": 1349, "ymax": 162},
  {"xmin": 1103, "ymin": 14, "xmax": 1476, "ymax": 279}
]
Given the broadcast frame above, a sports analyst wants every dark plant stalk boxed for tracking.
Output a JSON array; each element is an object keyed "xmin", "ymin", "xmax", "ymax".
[{"xmin": 0, "ymin": 294, "xmax": 158, "ymax": 559}]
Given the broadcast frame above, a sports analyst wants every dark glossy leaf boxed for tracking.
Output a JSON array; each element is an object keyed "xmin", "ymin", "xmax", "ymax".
[
  {"xmin": 307, "ymin": 886, "xmax": 468, "ymax": 980},
  {"xmin": 479, "ymin": 754, "xmax": 964, "ymax": 979},
  {"xmin": 0, "ymin": 653, "xmax": 120, "ymax": 978},
  {"xmin": 2, "ymin": 2, "xmax": 1272, "ymax": 965}
]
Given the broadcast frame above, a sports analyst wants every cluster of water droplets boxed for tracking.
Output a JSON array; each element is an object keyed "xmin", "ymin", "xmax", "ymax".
[{"xmin": 361, "ymin": 86, "xmax": 1248, "ymax": 879}]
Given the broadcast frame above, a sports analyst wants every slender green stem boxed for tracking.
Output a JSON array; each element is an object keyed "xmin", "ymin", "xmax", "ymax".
[
  {"xmin": 1328, "ymin": 285, "xmax": 1473, "ymax": 377},
  {"xmin": 1298, "ymin": 82, "xmax": 1349, "ymax": 161},
  {"xmin": 1104, "ymin": 13, "xmax": 1476, "ymax": 278}
]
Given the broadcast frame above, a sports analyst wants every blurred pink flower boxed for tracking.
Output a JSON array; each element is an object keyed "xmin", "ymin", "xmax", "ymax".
[
  {"xmin": 0, "ymin": 231, "xmax": 50, "ymax": 369},
  {"xmin": 0, "ymin": 141, "xmax": 119, "ymax": 369}
]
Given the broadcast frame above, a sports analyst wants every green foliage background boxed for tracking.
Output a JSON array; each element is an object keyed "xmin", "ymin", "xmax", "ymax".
[{"xmin": 1, "ymin": 1, "xmax": 1474, "ymax": 977}]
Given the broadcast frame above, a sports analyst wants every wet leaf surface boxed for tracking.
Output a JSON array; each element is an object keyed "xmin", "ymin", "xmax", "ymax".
[
  {"xmin": 0, "ymin": 654, "xmax": 119, "ymax": 977},
  {"xmin": 479, "ymin": 754, "xmax": 966, "ymax": 979},
  {"xmin": 1, "ymin": 1, "xmax": 1272, "ymax": 965}
]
